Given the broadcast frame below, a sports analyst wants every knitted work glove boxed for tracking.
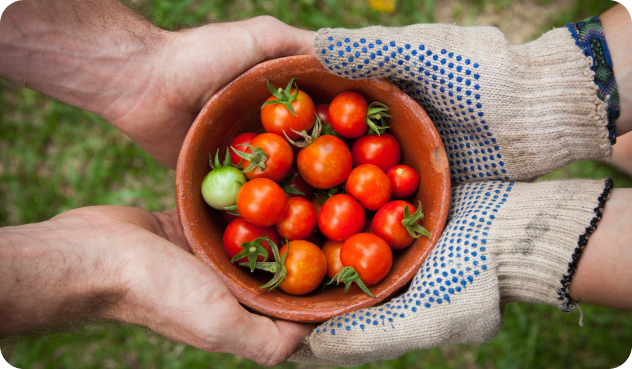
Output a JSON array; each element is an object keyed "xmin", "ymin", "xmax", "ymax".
[
  {"xmin": 313, "ymin": 19, "xmax": 619, "ymax": 183},
  {"xmin": 290, "ymin": 178, "xmax": 612, "ymax": 366}
]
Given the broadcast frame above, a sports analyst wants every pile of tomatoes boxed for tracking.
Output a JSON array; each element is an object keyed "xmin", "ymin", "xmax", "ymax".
[{"xmin": 201, "ymin": 78, "xmax": 429, "ymax": 297}]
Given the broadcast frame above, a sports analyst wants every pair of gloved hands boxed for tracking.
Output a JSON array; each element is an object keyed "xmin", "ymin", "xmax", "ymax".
[{"xmin": 290, "ymin": 17, "xmax": 618, "ymax": 366}]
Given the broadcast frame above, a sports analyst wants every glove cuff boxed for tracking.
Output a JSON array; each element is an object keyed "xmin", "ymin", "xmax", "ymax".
[
  {"xmin": 568, "ymin": 16, "xmax": 620, "ymax": 144},
  {"xmin": 490, "ymin": 178, "xmax": 613, "ymax": 310}
]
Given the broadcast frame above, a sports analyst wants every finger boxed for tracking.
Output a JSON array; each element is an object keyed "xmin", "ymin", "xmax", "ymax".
[
  {"xmin": 242, "ymin": 15, "xmax": 316, "ymax": 60},
  {"xmin": 225, "ymin": 311, "xmax": 315, "ymax": 366},
  {"xmin": 152, "ymin": 209, "xmax": 190, "ymax": 252}
]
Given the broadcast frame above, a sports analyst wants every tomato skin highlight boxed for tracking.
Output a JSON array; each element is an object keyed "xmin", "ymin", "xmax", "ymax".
[
  {"xmin": 279, "ymin": 240, "xmax": 327, "ymax": 295},
  {"xmin": 229, "ymin": 132, "xmax": 257, "ymax": 166},
  {"xmin": 387, "ymin": 165, "xmax": 420, "ymax": 198},
  {"xmin": 373, "ymin": 200, "xmax": 419, "ymax": 250},
  {"xmin": 223, "ymin": 218, "xmax": 278, "ymax": 264},
  {"xmin": 275, "ymin": 197, "xmax": 317, "ymax": 241},
  {"xmin": 340, "ymin": 233, "xmax": 393, "ymax": 286},
  {"xmin": 346, "ymin": 164, "xmax": 392, "ymax": 211},
  {"xmin": 350, "ymin": 133, "xmax": 401, "ymax": 172},
  {"xmin": 241, "ymin": 133, "xmax": 293, "ymax": 183},
  {"xmin": 261, "ymin": 88, "xmax": 315, "ymax": 141},
  {"xmin": 328, "ymin": 92, "xmax": 369, "ymax": 138},
  {"xmin": 318, "ymin": 194, "xmax": 366, "ymax": 241},
  {"xmin": 322, "ymin": 239, "xmax": 345, "ymax": 279},
  {"xmin": 297, "ymin": 135, "xmax": 352, "ymax": 189},
  {"xmin": 236, "ymin": 178, "xmax": 287, "ymax": 227}
]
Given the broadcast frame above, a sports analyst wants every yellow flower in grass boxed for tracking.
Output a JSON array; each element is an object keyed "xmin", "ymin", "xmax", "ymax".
[{"xmin": 367, "ymin": 0, "xmax": 396, "ymax": 13}]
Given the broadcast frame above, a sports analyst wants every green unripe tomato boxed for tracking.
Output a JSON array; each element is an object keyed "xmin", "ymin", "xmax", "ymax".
[{"xmin": 201, "ymin": 166, "xmax": 247, "ymax": 210}]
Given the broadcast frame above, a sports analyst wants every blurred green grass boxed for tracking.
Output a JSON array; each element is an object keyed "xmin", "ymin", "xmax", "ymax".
[{"xmin": 1, "ymin": 0, "xmax": 630, "ymax": 368}]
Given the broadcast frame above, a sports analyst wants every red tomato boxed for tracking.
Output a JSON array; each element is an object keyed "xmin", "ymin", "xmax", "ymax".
[
  {"xmin": 222, "ymin": 218, "xmax": 278, "ymax": 263},
  {"xmin": 387, "ymin": 165, "xmax": 420, "ymax": 198},
  {"xmin": 322, "ymin": 239, "xmax": 344, "ymax": 279},
  {"xmin": 297, "ymin": 135, "xmax": 352, "ymax": 189},
  {"xmin": 261, "ymin": 88, "xmax": 315, "ymax": 141},
  {"xmin": 275, "ymin": 197, "xmax": 317, "ymax": 241},
  {"xmin": 283, "ymin": 168, "xmax": 313, "ymax": 201},
  {"xmin": 350, "ymin": 133, "xmax": 401, "ymax": 172},
  {"xmin": 340, "ymin": 233, "xmax": 393, "ymax": 286},
  {"xmin": 279, "ymin": 240, "xmax": 327, "ymax": 295},
  {"xmin": 318, "ymin": 194, "xmax": 366, "ymax": 241},
  {"xmin": 237, "ymin": 178, "xmax": 287, "ymax": 227},
  {"xmin": 328, "ymin": 92, "xmax": 368, "ymax": 138},
  {"xmin": 373, "ymin": 200, "xmax": 419, "ymax": 250},
  {"xmin": 241, "ymin": 133, "xmax": 293, "ymax": 183},
  {"xmin": 229, "ymin": 132, "xmax": 257, "ymax": 166},
  {"xmin": 346, "ymin": 164, "xmax": 392, "ymax": 210},
  {"xmin": 315, "ymin": 104, "xmax": 330, "ymax": 125}
]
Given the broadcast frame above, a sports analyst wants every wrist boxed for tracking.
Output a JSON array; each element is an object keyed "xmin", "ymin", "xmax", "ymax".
[
  {"xmin": 491, "ymin": 179, "xmax": 613, "ymax": 311},
  {"xmin": 601, "ymin": 4, "xmax": 632, "ymax": 135},
  {"xmin": 0, "ymin": 214, "xmax": 127, "ymax": 337},
  {"xmin": 0, "ymin": 0, "xmax": 169, "ymax": 129}
]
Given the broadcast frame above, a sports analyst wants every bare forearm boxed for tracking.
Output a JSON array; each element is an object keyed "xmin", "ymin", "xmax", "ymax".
[
  {"xmin": 569, "ymin": 188, "xmax": 632, "ymax": 310},
  {"xmin": 602, "ymin": 4, "xmax": 632, "ymax": 134},
  {"xmin": 0, "ymin": 217, "xmax": 126, "ymax": 337},
  {"xmin": 0, "ymin": 0, "xmax": 166, "ymax": 123}
]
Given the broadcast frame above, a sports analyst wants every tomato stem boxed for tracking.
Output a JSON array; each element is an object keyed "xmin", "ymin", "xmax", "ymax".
[
  {"xmin": 239, "ymin": 236, "xmax": 289, "ymax": 291},
  {"xmin": 366, "ymin": 102, "xmax": 392, "ymax": 135},
  {"xmin": 402, "ymin": 201, "xmax": 431, "ymax": 239},
  {"xmin": 283, "ymin": 114, "xmax": 322, "ymax": 148},
  {"xmin": 209, "ymin": 147, "xmax": 239, "ymax": 170},
  {"xmin": 231, "ymin": 144, "xmax": 269, "ymax": 173},
  {"xmin": 261, "ymin": 78, "xmax": 300, "ymax": 117},
  {"xmin": 231, "ymin": 236, "xmax": 271, "ymax": 272},
  {"xmin": 327, "ymin": 266, "xmax": 375, "ymax": 297}
]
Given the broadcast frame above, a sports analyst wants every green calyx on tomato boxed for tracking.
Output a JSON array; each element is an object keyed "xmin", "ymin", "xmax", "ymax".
[
  {"xmin": 231, "ymin": 236, "xmax": 270, "ymax": 272},
  {"xmin": 314, "ymin": 187, "xmax": 341, "ymax": 205},
  {"xmin": 327, "ymin": 266, "xmax": 374, "ymax": 298},
  {"xmin": 283, "ymin": 113, "xmax": 322, "ymax": 148},
  {"xmin": 239, "ymin": 236, "xmax": 289, "ymax": 291},
  {"xmin": 277, "ymin": 172, "xmax": 305, "ymax": 196},
  {"xmin": 320, "ymin": 116, "xmax": 345, "ymax": 141},
  {"xmin": 261, "ymin": 78, "xmax": 300, "ymax": 117},
  {"xmin": 366, "ymin": 102, "xmax": 392, "ymax": 135},
  {"xmin": 231, "ymin": 143, "xmax": 268, "ymax": 173},
  {"xmin": 402, "ymin": 201, "xmax": 431, "ymax": 239},
  {"xmin": 201, "ymin": 148, "xmax": 247, "ymax": 210},
  {"xmin": 283, "ymin": 113, "xmax": 346, "ymax": 148}
]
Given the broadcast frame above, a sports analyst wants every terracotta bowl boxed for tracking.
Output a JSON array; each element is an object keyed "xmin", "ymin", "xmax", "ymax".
[{"xmin": 176, "ymin": 55, "xmax": 450, "ymax": 323}]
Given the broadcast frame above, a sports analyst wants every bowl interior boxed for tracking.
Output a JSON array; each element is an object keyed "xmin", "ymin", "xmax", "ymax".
[{"xmin": 176, "ymin": 55, "xmax": 450, "ymax": 323}]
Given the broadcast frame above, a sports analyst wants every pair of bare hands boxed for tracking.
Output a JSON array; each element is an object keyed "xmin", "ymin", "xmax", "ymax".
[{"xmin": 0, "ymin": 1, "xmax": 315, "ymax": 365}]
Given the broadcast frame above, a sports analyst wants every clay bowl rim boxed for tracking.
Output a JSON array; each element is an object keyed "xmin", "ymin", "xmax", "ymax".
[{"xmin": 175, "ymin": 55, "xmax": 451, "ymax": 323}]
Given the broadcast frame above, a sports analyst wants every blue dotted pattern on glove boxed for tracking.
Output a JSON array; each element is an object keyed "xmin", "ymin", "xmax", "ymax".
[
  {"xmin": 321, "ymin": 36, "xmax": 508, "ymax": 183},
  {"xmin": 315, "ymin": 181, "xmax": 514, "ymax": 335}
]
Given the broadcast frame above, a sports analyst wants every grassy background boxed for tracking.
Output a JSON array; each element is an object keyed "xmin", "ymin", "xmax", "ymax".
[{"xmin": 2, "ymin": 0, "xmax": 631, "ymax": 368}]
